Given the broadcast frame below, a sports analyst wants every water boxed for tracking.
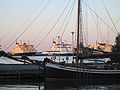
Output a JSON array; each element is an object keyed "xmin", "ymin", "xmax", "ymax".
[
  {"xmin": 0, "ymin": 78, "xmax": 44, "ymax": 90},
  {"xmin": 45, "ymin": 80, "xmax": 120, "ymax": 90},
  {"xmin": 0, "ymin": 79, "xmax": 120, "ymax": 90}
]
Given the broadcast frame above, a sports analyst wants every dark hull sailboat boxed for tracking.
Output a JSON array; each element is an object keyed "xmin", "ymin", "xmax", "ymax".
[{"xmin": 45, "ymin": 63, "xmax": 120, "ymax": 80}]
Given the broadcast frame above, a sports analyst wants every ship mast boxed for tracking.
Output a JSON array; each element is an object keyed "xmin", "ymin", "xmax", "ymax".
[{"xmin": 76, "ymin": 0, "xmax": 83, "ymax": 63}]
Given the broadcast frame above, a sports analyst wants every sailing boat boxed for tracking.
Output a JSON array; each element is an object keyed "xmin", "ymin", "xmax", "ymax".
[{"xmin": 45, "ymin": 0, "xmax": 120, "ymax": 80}]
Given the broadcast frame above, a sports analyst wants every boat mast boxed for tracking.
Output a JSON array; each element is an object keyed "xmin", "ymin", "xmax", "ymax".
[
  {"xmin": 76, "ymin": 0, "xmax": 83, "ymax": 63},
  {"xmin": 79, "ymin": 0, "xmax": 83, "ymax": 47}
]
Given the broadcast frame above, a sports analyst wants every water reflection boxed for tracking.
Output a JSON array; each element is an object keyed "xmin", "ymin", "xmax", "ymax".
[
  {"xmin": 0, "ymin": 78, "xmax": 120, "ymax": 90},
  {"xmin": 45, "ymin": 79, "xmax": 120, "ymax": 90},
  {"xmin": 0, "ymin": 78, "xmax": 44, "ymax": 90}
]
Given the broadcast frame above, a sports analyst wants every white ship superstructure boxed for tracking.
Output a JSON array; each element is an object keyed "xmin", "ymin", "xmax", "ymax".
[
  {"xmin": 11, "ymin": 40, "xmax": 37, "ymax": 54},
  {"xmin": 42, "ymin": 38, "xmax": 73, "ymax": 55},
  {"xmin": 89, "ymin": 41, "xmax": 113, "ymax": 52}
]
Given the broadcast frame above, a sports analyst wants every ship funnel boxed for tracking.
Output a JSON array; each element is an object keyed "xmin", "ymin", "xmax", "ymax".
[
  {"xmin": 28, "ymin": 40, "xmax": 30, "ymax": 45},
  {"xmin": 20, "ymin": 40, "xmax": 22, "ymax": 45}
]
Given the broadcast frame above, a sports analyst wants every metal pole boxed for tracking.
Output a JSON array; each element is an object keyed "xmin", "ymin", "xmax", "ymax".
[
  {"xmin": 58, "ymin": 36, "xmax": 61, "ymax": 62},
  {"xmin": 71, "ymin": 32, "xmax": 75, "ymax": 52},
  {"xmin": 71, "ymin": 32, "xmax": 75, "ymax": 63}
]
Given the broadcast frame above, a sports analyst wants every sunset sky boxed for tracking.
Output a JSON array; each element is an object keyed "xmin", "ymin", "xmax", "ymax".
[{"xmin": 0, "ymin": 0, "xmax": 120, "ymax": 51}]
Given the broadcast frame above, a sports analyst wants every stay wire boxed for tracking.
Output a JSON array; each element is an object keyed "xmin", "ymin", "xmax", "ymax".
[
  {"xmin": 5, "ymin": 0, "xmax": 51, "ymax": 51},
  {"xmin": 47, "ymin": 0, "xmax": 72, "ymax": 50},
  {"xmin": 4, "ymin": 0, "xmax": 45, "ymax": 50},
  {"xmin": 61, "ymin": 0, "xmax": 76, "ymax": 37},
  {"xmin": 82, "ymin": 0, "xmax": 88, "ymax": 47},
  {"xmin": 101, "ymin": 0, "xmax": 119, "ymax": 34},
  {"xmin": 32, "ymin": 0, "xmax": 66, "ymax": 44},
  {"xmin": 34, "ymin": 0, "xmax": 72, "ymax": 49},
  {"xmin": 82, "ymin": 0, "xmax": 117, "ymax": 35},
  {"xmin": 116, "ymin": 17, "xmax": 120, "ymax": 25},
  {"xmin": 84, "ymin": 4, "xmax": 88, "ymax": 46},
  {"xmin": 56, "ymin": 0, "xmax": 76, "ymax": 39},
  {"xmin": 91, "ymin": 0, "xmax": 104, "ymax": 42},
  {"xmin": 93, "ymin": 0, "xmax": 104, "ymax": 42},
  {"xmin": 55, "ymin": 6, "xmax": 71, "ymax": 39}
]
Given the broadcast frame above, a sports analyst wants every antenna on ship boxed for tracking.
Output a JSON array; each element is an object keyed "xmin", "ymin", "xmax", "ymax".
[{"xmin": 16, "ymin": 39, "xmax": 18, "ymax": 44}]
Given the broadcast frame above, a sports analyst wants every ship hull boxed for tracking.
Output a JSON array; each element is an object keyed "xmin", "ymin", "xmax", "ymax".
[{"xmin": 46, "ymin": 63, "xmax": 120, "ymax": 80}]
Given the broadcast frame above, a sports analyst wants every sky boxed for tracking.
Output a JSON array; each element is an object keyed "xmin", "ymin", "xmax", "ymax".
[{"xmin": 0, "ymin": 0, "xmax": 120, "ymax": 52}]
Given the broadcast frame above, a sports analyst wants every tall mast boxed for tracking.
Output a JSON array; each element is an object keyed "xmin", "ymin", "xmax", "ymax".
[
  {"xmin": 76, "ymin": 0, "xmax": 83, "ymax": 63},
  {"xmin": 79, "ymin": 0, "xmax": 83, "ymax": 47}
]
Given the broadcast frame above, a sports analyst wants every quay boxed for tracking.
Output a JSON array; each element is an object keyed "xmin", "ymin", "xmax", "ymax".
[{"xmin": 0, "ymin": 64, "xmax": 44, "ymax": 79}]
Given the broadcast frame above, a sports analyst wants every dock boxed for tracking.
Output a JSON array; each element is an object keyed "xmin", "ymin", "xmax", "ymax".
[{"xmin": 0, "ymin": 64, "xmax": 45, "ymax": 79}]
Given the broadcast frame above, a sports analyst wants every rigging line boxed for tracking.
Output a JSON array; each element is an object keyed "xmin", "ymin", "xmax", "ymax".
[
  {"xmin": 56, "ymin": 0, "xmax": 76, "ymax": 39},
  {"xmin": 91, "ymin": 0, "xmax": 104, "ymax": 42},
  {"xmin": 82, "ymin": 8, "xmax": 88, "ymax": 47},
  {"xmin": 92, "ymin": 0, "xmax": 104, "ymax": 42},
  {"xmin": 107, "ymin": 26, "xmax": 110, "ymax": 42},
  {"xmin": 61, "ymin": 0, "xmax": 76, "ymax": 37},
  {"xmin": 102, "ymin": 0, "xmax": 119, "ymax": 34},
  {"xmin": 34, "ymin": 0, "xmax": 72, "ymax": 49},
  {"xmin": 5, "ymin": 0, "xmax": 51, "ymax": 51},
  {"xmin": 87, "ymin": 0, "xmax": 104, "ymax": 42},
  {"xmin": 55, "ymin": 5, "xmax": 72, "ymax": 39},
  {"xmin": 48, "ymin": 0, "xmax": 73, "ymax": 50},
  {"xmin": 32, "ymin": 0, "xmax": 66, "ymax": 44},
  {"xmin": 87, "ymin": 0, "xmax": 99, "ymax": 41},
  {"xmin": 4, "ymin": 0, "xmax": 45, "ymax": 49},
  {"xmin": 115, "ymin": 17, "xmax": 120, "ymax": 25},
  {"xmin": 98, "ymin": 27, "xmax": 104, "ymax": 42},
  {"xmin": 83, "ymin": 0, "xmax": 88, "ymax": 46},
  {"xmin": 82, "ymin": 1, "xmax": 117, "ymax": 35}
]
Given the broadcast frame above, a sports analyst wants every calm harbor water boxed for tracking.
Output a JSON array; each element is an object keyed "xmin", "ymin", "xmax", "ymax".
[
  {"xmin": 0, "ymin": 56, "xmax": 118, "ymax": 90},
  {"xmin": 0, "ymin": 79, "xmax": 120, "ymax": 90}
]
